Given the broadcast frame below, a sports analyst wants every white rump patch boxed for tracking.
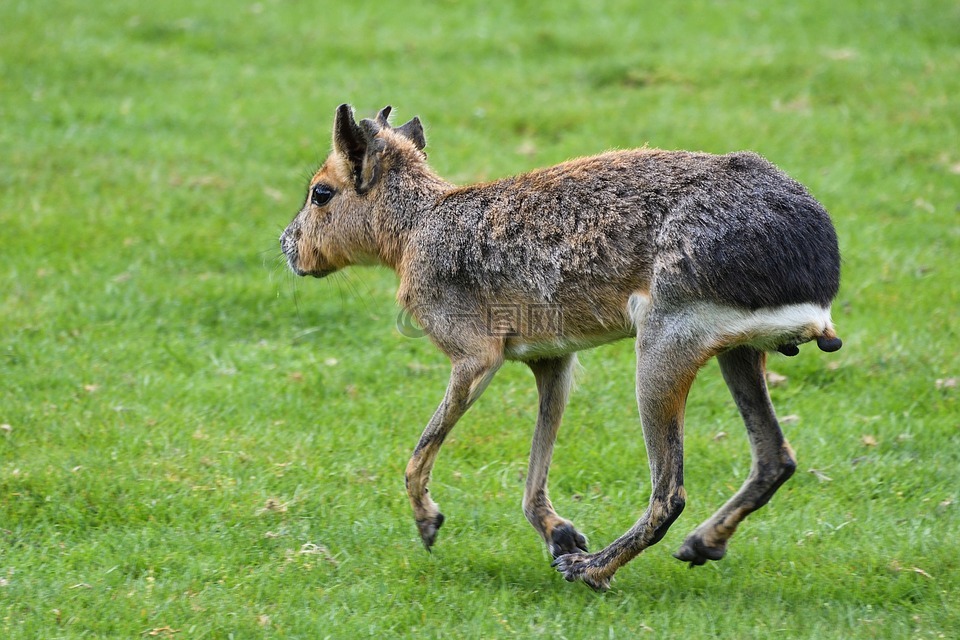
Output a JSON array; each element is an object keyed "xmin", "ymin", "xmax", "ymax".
[
  {"xmin": 687, "ymin": 301, "xmax": 835, "ymax": 350},
  {"xmin": 627, "ymin": 297, "xmax": 835, "ymax": 351}
]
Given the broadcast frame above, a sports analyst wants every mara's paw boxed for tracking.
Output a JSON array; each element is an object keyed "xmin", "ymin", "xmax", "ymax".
[
  {"xmin": 415, "ymin": 512, "xmax": 445, "ymax": 551},
  {"xmin": 551, "ymin": 552, "xmax": 611, "ymax": 592},
  {"xmin": 547, "ymin": 522, "xmax": 588, "ymax": 558},
  {"xmin": 673, "ymin": 534, "xmax": 727, "ymax": 567}
]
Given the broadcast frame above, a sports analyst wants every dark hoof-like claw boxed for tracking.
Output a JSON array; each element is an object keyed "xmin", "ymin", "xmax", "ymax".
[
  {"xmin": 548, "ymin": 523, "xmax": 588, "ymax": 558},
  {"xmin": 416, "ymin": 513, "xmax": 445, "ymax": 551},
  {"xmin": 551, "ymin": 552, "xmax": 611, "ymax": 592},
  {"xmin": 673, "ymin": 535, "xmax": 727, "ymax": 567}
]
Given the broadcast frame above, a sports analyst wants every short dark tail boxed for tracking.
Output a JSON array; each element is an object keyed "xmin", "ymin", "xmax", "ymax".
[
  {"xmin": 816, "ymin": 335, "xmax": 842, "ymax": 352},
  {"xmin": 776, "ymin": 331, "xmax": 842, "ymax": 357}
]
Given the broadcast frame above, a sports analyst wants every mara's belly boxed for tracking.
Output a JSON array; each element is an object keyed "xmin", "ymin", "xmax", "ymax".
[
  {"xmin": 498, "ymin": 291, "xmax": 644, "ymax": 361},
  {"xmin": 503, "ymin": 327, "xmax": 635, "ymax": 360}
]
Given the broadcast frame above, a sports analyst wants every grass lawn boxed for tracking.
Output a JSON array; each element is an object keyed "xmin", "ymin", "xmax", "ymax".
[{"xmin": 2, "ymin": 0, "xmax": 959, "ymax": 637}]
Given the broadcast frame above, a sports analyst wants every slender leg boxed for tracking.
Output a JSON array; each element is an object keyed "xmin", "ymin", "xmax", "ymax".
[
  {"xmin": 553, "ymin": 317, "xmax": 705, "ymax": 590},
  {"xmin": 523, "ymin": 354, "xmax": 588, "ymax": 558},
  {"xmin": 674, "ymin": 346, "xmax": 797, "ymax": 565},
  {"xmin": 405, "ymin": 354, "xmax": 502, "ymax": 549}
]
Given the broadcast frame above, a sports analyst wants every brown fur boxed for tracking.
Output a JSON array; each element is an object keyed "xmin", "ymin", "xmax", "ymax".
[{"xmin": 280, "ymin": 104, "xmax": 842, "ymax": 590}]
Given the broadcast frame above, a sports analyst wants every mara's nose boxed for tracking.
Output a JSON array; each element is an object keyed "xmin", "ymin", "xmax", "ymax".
[{"xmin": 279, "ymin": 227, "xmax": 297, "ymax": 251}]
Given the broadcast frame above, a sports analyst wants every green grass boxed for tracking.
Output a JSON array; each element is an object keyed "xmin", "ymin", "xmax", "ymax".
[{"xmin": 2, "ymin": 0, "xmax": 959, "ymax": 637}]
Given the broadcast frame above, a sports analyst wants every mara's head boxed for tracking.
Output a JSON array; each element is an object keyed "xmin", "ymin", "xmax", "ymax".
[{"xmin": 279, "ymin": 103, "xmax": 428, "ymax": 278}]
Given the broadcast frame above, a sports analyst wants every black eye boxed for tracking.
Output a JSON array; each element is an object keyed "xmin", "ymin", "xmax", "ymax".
[{"xmin": 311, "ymin": 184, "xmax": 335, "ymax": 207}]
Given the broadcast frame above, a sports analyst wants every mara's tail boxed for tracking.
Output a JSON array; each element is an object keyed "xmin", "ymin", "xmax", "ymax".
[
  {"xmin": 777, "ymin": 328, "xmax": 842, "ymax": 357},
  {"xmin": 816, "ymin": 333, "xmax": 843, "ymax": 352}
]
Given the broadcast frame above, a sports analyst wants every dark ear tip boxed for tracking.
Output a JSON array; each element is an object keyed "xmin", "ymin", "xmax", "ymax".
[{"xmin": 337, "ymin": 103, "xmax": 353, "ymax": 113}]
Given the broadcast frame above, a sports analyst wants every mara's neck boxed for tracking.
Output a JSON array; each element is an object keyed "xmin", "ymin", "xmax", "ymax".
[{"xmin": 375, "ymin": 168, "xmax": 453, "ymax": 271}]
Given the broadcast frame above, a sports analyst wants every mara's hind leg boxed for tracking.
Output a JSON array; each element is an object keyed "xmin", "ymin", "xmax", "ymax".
[
  {"xmin": 553, "ymin": 316, "xmax": 706, "ymax": 591},
  {"xmin": 674, "ymin": 346, "xmax": 797, "ymax": 566},
  {"xmin": 523, "ymin": 354, "xmax": 588, "ymax": 558}
]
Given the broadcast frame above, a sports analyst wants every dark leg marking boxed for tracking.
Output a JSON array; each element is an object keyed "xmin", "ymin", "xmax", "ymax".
[
  {"xmin": 416, "ymin": 513, "xmax": 445, "ymax": 551},
  {"xmin": 649, "ymin": 494, "xmax": 686, "ymax": 546},
  {"xmin": 549, "ymin": 522, "xmax": 588, "ymax": 558}
]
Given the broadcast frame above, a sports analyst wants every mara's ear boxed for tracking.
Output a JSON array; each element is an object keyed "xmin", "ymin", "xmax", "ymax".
[
  {"xmin": 357, "ymin": 118, "xmax": 386, "ymax": 194},
  {"xmin": 333, "ymin": 104, "xmax": 367, "ymax": 173},
  {"xmin": 395, "ymin": 116, "xmax": 426, "ymax": 151},
  {"xmin": 375, "ymin": 105, "xmax": 392, "ymax": 127},
  {"xmin": 333, "ymin": 105, "xmax": 385, "ymax": 193}
]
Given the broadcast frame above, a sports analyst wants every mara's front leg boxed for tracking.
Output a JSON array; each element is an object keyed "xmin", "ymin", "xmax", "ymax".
[
  {"xmin": 524, "ymin": 354, "xmax": 588, "ymax": 558},
  {"xmin": 405, "ymin": 354, "xmax": 502, "ymax": 550}
]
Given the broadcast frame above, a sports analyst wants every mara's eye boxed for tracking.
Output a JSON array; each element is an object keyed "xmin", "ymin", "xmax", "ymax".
[{"xmin": 311, "ymin": 184, "xmax": 335, "ymax": 207}]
